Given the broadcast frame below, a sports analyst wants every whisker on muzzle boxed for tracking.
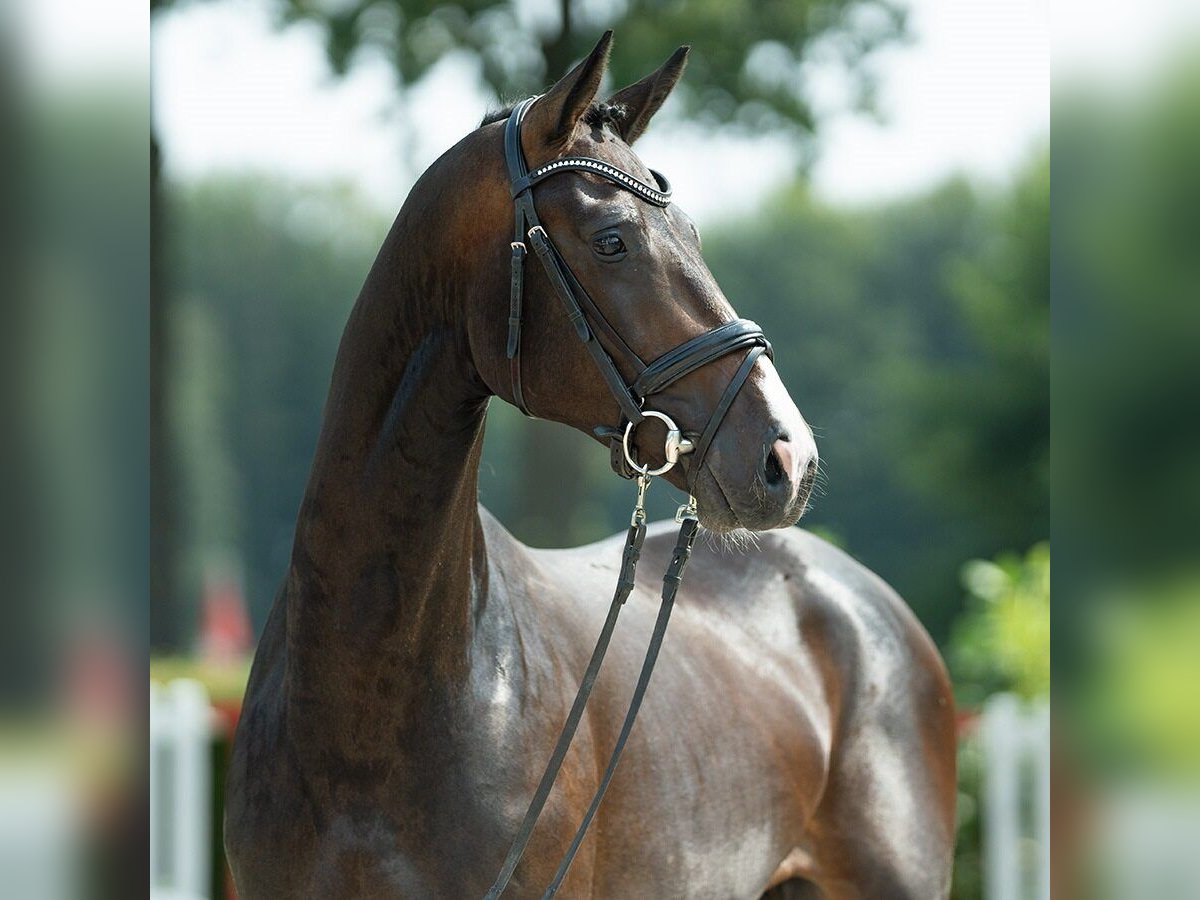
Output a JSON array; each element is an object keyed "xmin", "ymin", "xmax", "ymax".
[{"xmin": 700, "ymin": 526, "xmax": 761, "ymax": 554}]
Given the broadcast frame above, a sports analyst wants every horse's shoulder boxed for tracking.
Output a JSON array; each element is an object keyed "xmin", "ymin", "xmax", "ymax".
[
  {"xmin": 770, "ymin": 528, "xmax": 950, "ymax": 714},
  {"xmin": 741, "ymin": 528, "xmax": 945, "ymax": 675}
]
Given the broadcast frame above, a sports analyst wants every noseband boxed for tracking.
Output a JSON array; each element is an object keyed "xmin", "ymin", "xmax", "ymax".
[
  {"xmin": 503, "ymin": 96, "xmax": 772, "ymax": 490},
  {"xmin": 486, "ymin": 98, "xmax": 774, "ymax": 899}
]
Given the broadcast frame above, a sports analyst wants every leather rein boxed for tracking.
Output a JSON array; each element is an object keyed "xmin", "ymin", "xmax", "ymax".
[{"xmin": 485, "ymin": 97, "xmax": 772, "ymax": 898}]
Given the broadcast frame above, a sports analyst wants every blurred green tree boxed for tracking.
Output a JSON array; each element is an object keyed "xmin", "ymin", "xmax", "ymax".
[
  {"xmin": 150, "ymin": 0, "xmax": 907, "ymax": 153},
  {"xmin": 899, "ymin": 151, "xmax": 1049, "ymax": 559},
  {"xmin": 1083, "ymin": 576, "xmax": 1200, "ymax": 778},
  {"xmin": 948, "ymin": 543, "xmax": 1050, "ymax": 707},
  {"xmin": 171, "ymin": 177, "xmax": 389, "ymax": 627},
  {"xmin": 258, "ymin": 0, "xmax": 903, "ymax": 138},
  {"xmin": 1055, "ymin": 55, "xmax": 1200, "ymax": 584},
  {"xmin": 1052, "ymin": 52, "xmax": 1200, "ymax": 714}
]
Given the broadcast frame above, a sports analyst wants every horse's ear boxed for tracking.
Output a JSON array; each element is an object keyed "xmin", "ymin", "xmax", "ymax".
[
  {"xmin": 607, "ymin": 45, "xmax": 689, "ymax": 145},
  {"xmin": 523, "ymin": 31, "xmax": 613, "ymax": 153}
]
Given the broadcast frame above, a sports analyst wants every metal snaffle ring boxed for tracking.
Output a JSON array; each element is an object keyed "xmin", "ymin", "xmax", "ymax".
[{"xmin": 622, "ymin": 410, "xmax": 695, "ymax": 477}]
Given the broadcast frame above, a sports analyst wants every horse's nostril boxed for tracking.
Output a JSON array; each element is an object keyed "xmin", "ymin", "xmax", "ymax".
[
  {"xmin": 765, "ymin": 447, "xmax": 786, "ymax": 486},
  {"xmin": 768, "ymin": 434, "xmax": 796, "ymax": 487}
]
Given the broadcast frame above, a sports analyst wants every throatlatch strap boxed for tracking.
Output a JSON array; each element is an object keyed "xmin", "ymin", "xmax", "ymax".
[
  {"xmin": 504, "ymin": 96, "xmax": 537, "ymax": 184},
  {"xmin": 505, "ymin": 97, "xmax": 540, "ymax": 417},
  {"xmin": 507, "ymin": 240, "xmax": 529, "ymax": 414},
  {"xmin": 542, "ymin": 512, "xmax": 701, "ymax": 897},
  {"xmin": 484, "ymin": 522, "xmax": 647, "ymax": 900}
]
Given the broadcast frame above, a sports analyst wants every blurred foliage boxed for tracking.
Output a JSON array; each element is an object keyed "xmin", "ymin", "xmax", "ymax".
[
  {"xmin": 150, "ymin": 657, "xmax": 252, "ymax": 706},
  {"xmin": 1043, "ymin": 46, "xmax": 1200, "ymax": 899},
  {"xmin": 951, "ymin": 732, "xmax": 985, "ymax": 900},
  {"xmin": 1083, "ymin": 576, "xmax": 1200, "ymax": 780},
  {"xmin": 168, "ymin": 179, "xmax": 389, "ymax": 621},
  {"xmin": 947, "ymin": 540, "xmax": 1050, "ymax": 900},
  {"xmin": 949, "ymin": 543, "xmax": 1050, "ymax": 708},
  {"xmin": 901, "ymin": 153, "xmax": 1049, "ymax": 550},
  {"xmin": 5, "ymin": 85, "xmax": 149, "ymax": 701},
  {"xmin": 155, "ymin": 0, "xmax": 906, "ymax": 142},
  {"xmin": 1052, "ymin": 55, "xmax": 1200, "ymax": 791},
  {"xmin": 1055, "ymin": 51, "xmax": 1200, "ymax": 593},
  {"xmin": 944, "ymin": 542, "xmax": 1051, "ymax": 899}
]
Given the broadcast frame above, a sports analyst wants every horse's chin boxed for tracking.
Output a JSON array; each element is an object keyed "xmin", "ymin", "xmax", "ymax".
[
  {"xmin": 699, "ymin": 526, "xmax": 762, "ymax": 553},
  {"xmin": 693, "ymin": 466, "xmax": 809, "ymax": 534}
]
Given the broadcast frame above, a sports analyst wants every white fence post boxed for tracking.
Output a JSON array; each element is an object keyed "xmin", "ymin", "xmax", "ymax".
[
  {"xmin": 150, "ymin": 678, "xmax": 216, "ymax": 900},
  {"xmin": 0, "ymin": 768, "xmax": 81, "ymax": 899},
  {"xmin": 1034, "ymin": 702, "xmax": 1050, "ymax": 900},
  {"xmin": 981, "ymin": 693, "xmax": 1050, "ymax": 900}
]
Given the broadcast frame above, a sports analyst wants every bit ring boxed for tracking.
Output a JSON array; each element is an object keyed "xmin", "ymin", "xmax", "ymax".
[{"xmin": 622, "ymin": 410, "xmax": 695, "ymax": 477}]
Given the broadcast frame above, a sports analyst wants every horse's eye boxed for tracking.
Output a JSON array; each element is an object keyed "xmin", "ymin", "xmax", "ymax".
[{"xmin": 593, "ymin": 233, "xmax": 626, "ymax": 258}]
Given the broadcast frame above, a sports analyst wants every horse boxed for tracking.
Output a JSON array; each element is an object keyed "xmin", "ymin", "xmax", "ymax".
[{"xmin": 224, "ymin": 33, "xmax": 957, "ymax": 899}]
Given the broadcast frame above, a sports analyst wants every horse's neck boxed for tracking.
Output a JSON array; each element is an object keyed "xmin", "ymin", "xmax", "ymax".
[{"xmin": 284, "ymin": 217, "xmax": 491, "ymax": 712}]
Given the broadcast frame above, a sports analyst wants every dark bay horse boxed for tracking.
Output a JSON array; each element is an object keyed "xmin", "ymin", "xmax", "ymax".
[{"xmin": 225, "ymin": 34, "xmax": 956, "ymax": 899}]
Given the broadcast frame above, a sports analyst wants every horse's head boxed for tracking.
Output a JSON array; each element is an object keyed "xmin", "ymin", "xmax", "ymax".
[{"xmin": 471, "ymin": 34, "xmax": 816, "ymax": 533}]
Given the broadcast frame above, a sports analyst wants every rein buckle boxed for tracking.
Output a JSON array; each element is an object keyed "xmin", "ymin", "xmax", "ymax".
[{"xmin": 675, "ymin": 495, "xmax": 699, "ymax": 523}]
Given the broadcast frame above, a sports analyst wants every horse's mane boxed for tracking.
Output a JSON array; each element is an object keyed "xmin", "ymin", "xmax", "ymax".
[{"xmin": 480, "ymin": 101, "xmax": 628, "ymax": 129}]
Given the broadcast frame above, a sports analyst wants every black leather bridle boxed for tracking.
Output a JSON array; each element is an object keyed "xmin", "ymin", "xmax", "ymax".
[
  {"xmin": 502, "ymin": 96, "xmax": 772, "ymax": 490},
  {"xmin": 485, "ymin": 97, "xmax": 774, "ymax": 899}
]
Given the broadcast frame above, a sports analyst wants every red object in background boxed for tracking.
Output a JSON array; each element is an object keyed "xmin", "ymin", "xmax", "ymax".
[
  {"xmin": 64, "ymin": 626, "xmax": 132, "ymax": 726},
  {"xmin": 199, "ymin": 569, "xmax": 252, "ymax": 663},
  {"xmin": 956, "ymin": 707, "xmax": 980, "ymax": 740}
]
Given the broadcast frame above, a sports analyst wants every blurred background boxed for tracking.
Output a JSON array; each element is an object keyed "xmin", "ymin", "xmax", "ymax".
[
  {"xmin": 147, "ymin": 0, "xmax": 1051, "ymax": 895},
  {"xmin": 2, "ymin": 0, "xmax": 1198, "ymax": 895}
]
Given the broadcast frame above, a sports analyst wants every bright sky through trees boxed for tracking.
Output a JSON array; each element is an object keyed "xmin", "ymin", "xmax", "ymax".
[{"xmin": 151, "ymin": 0, "xmax": 1049, "ymax": 222}]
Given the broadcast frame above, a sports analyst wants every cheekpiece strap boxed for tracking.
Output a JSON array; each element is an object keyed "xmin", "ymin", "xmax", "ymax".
[{"xmin": 526, "ymin": 228, "xmax": 645, "ymax": 426}]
